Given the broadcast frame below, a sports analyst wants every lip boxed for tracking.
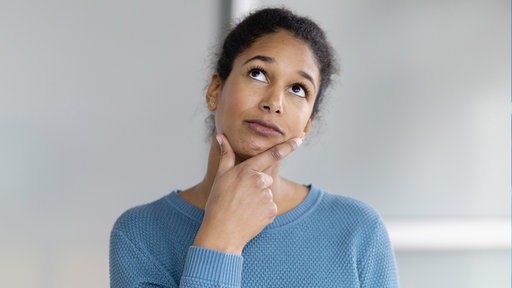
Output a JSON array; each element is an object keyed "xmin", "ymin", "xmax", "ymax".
[{"xmin": 244, "ymin": 119, "xmax": 284, "ymax": 136}]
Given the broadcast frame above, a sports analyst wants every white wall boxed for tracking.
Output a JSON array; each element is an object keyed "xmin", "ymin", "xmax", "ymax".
[
  {"xmin": 1, "ymin": 0, "xmax": 509, "ymax": 287},
  {"xmin": 1, "ymin": 1, "xmax": 219, "ymax": 287}
]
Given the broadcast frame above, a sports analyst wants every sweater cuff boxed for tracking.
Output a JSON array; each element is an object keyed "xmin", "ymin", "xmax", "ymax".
[{"xmin": 182, "ymin": 246, "xmax": 243, "ymax": 286}]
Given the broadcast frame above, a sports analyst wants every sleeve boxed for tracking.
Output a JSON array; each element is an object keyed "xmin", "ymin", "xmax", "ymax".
[
  {"xmin": 357, "ymin": 216, "xmax": 400, "ymax": 288},
  {"xmin": 180, "ymin": 247, "xmax": 243, "ymax": 287},
  {"xmin": 109, "ymin": 229, "xmax": 243, "ymax": 288}
]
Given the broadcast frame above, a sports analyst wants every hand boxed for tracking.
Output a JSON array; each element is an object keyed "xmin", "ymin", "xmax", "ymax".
[{"xmin": 193, "ymin": 134, "xmax": 303, "ymax": 255}]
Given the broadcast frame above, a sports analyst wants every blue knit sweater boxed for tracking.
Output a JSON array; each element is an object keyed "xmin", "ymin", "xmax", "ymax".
[{"xmin": 110, "ymin": 185, "xmax": 399, "ymax": 287}]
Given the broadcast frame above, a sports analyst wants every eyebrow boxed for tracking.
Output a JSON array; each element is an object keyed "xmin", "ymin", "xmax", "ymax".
[
  {"xmin": 242, "ymin": 55, "xmax": 275, "ymax": 65},
  {"xmin": 242, "ymin": 55, "xmax": 317, "ymax": 91}
]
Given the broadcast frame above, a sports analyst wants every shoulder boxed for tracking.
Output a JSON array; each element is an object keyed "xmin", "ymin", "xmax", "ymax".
[
  {"xmin": 112, "ymin": 199, "xmax": 160, "ymax": 231},
  {"xmin": 111, "ymin": 190, "xmax": 204, "ymax": 243},
  {"xmin": 307, "ymin": 185, "xmax": 389, "ymax": 239},
  {"xmin": 111, "ymin": 194, "xmax": 174, "ymax": 239},
  {"xmin": 314, "ymin": 186, "xmax": 382, "ymax": 222},
  {"xmin": 311, "ymin": 186, "xmax": 392, "ymax": 246}
]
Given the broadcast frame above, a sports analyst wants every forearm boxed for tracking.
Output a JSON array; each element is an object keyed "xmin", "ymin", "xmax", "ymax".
[{"xmin": 110, "ymin": 229, "xmax": 243, "ymax": 288}]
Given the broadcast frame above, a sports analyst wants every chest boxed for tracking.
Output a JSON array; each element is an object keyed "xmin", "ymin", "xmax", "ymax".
[{"xmin": 240, "ymin": 227, "xmax": 361, "ymax": 287}]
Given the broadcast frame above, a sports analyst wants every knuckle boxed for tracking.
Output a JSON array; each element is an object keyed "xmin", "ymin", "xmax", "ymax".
[
  {"xmin": 221, "ymin": 148, "xmax": 230, "ymax": 158},
  {"xmin": 269, "ymin": 147, "xmax": 283, "ymax": 160},
  {"xmin": 266, "ymin": 175, "xmax": 274, "ymax": 186},
  {"xmin": 255, "ymin": 173, "xmax": 266, "ymax": 188},
  {"xmin": 259, "ymin": 174, "xmax": 273, "ymax": 188},
  {"xmin": 268, "ymin": 202, "xmax": 278, "ymax": 218},
  {"xmin": 264, "ymin": 188, "xmax": 273, "ymax": 200},
  {"xmin": 250, "ymin": 171, "xmax": 273, "ymax": 188},
  {"xmin": 288, "ymin": 139, "xmax": 298, "ymax": 150}
]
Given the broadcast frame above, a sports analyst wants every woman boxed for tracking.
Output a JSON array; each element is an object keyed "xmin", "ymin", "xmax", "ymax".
[{"xmin": 110, "ymin": 7, "xmax": 399, "ymax": 287}]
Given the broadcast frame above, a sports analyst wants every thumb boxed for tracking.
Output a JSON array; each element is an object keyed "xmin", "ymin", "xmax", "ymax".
[{"xmin": 215, "ymin": 134, "xmax": 235, "ymax": 175}]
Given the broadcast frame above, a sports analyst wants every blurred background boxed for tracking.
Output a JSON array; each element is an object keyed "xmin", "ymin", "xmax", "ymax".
[{"xmin": 1, "ymin": 0, "xmax": 510, "ymax": 287}]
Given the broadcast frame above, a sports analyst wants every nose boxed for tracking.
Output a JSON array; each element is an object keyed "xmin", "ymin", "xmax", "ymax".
[{"xmin": 259, "ymin": 87, "xmax": 283, "ymax": 114}]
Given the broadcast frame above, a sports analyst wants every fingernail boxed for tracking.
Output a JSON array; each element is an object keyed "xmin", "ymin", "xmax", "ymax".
[
  {"xmin": 294, "ymin": 137, "xmax": 303, "ymax": 147},
  {"xmin": 215, "ymin": 134, "xmax": 222, "ymax": 146}
]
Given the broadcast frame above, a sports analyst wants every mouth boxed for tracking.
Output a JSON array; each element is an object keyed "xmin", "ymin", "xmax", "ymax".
[{"xmin": 244, "ymin": 119, "xmax": 284, "ymax": 137}]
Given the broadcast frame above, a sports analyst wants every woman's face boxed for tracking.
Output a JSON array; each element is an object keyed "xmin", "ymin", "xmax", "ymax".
[{"xmin": 207, "ymin": 30, "xmax": 320, "ymax": 160}]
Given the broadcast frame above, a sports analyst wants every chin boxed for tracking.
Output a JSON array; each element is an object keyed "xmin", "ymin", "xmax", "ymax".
[{"xmin": 234, "ymin": 138, "xmax": 272, "ymax": 159}]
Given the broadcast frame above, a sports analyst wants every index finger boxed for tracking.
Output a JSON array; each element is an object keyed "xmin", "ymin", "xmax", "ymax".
[{"xmin": 246, "ymin": 137, "xmax": 303, "ymax": 171}]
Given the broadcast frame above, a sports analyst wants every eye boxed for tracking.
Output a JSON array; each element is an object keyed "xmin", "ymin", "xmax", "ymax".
[
  {"xmin": 248, "ymin": 68, "xmax": 267, "ymax": 83},
  {"xmin": 288, "ymin": 84, "xmax": 307, "ymax": 98}
]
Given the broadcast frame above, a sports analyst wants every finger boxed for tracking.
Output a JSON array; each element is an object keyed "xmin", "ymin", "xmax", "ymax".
[
  {"xmin": 248, "ymin": 137, "xmax": 303, "ymax": 172},
  {"xmin": 268, "ymin": 200, "xmax": 278, "ymax": 220},
  {"xmin": 265, "ymin": 188, "xmax": 273, "ymax": 200},
  {"xmin": 216, "ymin": 134, "xmax": 235, "ymax": 175},
  {"xmin": 254, "ymin": 172, "xmax": 273, "ymax": 189}
]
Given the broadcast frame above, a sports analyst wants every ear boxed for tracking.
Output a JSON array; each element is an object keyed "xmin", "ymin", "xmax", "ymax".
[
  {"xmin": 302, "ymin": 116, "xmax": 314, "ymax": 138},
  {"xmin": 206, "ymin": 73, "xmax": 221, "ymax": 111}
]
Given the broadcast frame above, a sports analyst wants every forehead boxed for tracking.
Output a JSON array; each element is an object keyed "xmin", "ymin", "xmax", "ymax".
[{"xmin": 235, "ymin": 31, "xmax": 320, "ymax": 83}]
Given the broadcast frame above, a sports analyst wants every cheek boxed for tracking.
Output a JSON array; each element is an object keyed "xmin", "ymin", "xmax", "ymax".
[
  {"xmin": 289, "ymin": 106, "xmax": 313, "ymax": 130},
  {"xmin": 292, "ymin": 105, "xmax": 312, "ymax": 126},
  {"xmin": 218, "ymin": 83, "xmax": 259, "ymax": 113},
  {"xmin": 296, "ymin": 119, "xmax": 311, "ymax": 134},
  {"xmin": 214, "ymin": 86, "xmax": 251, "ymax": 132}
]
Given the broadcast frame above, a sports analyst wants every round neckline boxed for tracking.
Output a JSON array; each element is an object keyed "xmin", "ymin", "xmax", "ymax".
[{"xmin": 166, "ymin": 184, "xmax": 323, "ymax": 230}]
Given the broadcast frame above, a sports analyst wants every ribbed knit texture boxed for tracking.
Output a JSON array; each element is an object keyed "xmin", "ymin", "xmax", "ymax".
[{"xmin": 110, "ymin": 185, "xmax": 399, "ymax": 287}]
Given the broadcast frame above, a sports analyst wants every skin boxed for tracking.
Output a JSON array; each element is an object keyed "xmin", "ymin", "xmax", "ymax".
[{"xmin": 180, "ymin": 30, "xmax": 321, "ymax": 255}]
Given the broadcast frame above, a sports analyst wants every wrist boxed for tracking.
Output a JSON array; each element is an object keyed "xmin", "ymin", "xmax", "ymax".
[{"xmin": 193, "ymin": 227, "xmax": 244, "ymax": 255}]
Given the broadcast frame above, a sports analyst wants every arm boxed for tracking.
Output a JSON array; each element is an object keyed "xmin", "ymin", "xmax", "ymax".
[
  {"xmin": 109, "ymin": 135, "xmax": 302, "ymax": 287},
  {"xmin": 110, "ymin": 229, "xmax": 243, "ymax": 288},
  {"xmin": 110, "ymin": 228, "xmax": 177, "ymax": 288},
  {"xmin": 358, "ymin": 216, "xmax": 400, "ymax": 288}
]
